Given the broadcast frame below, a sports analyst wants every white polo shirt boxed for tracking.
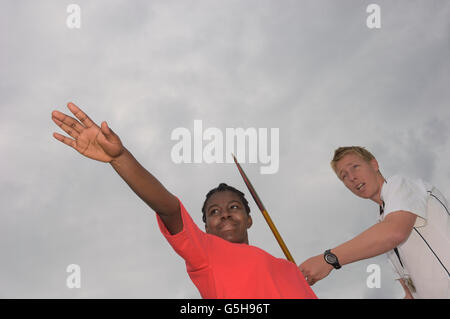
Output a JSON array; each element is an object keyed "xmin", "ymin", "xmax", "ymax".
[
  {"xmin": 378, "ymin": 175, "xmax": 450, "ymax": 298},
  {"xmin": 379, "ymin": 175, "xmax": 431, "ymax": 226}
]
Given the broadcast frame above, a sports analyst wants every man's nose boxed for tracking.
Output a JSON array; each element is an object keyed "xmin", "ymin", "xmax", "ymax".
[{"xmin": 348, "ymin": 172, "xmax": 358, "ymax": 182}]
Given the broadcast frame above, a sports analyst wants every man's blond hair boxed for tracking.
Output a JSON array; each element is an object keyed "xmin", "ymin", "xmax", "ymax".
[{"xmin": 330, "ymin": 146, "xmax": 376, "ymax": 174}]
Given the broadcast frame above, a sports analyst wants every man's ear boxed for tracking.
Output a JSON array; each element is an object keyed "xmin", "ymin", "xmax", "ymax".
[{"xmin": 370, "ymin": 158, "xmax": 380, "ymax": 172}]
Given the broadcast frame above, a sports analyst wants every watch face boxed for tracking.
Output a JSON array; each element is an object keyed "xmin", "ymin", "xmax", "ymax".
[{"xmin": 325, "ymin": 254, "xmax": 337, "ymax": 264}]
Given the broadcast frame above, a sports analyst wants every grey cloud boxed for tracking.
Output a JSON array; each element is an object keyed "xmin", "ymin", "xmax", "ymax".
[{"xmin": 1, "ymin": 0, "xmax": 449, "ymax": 298}]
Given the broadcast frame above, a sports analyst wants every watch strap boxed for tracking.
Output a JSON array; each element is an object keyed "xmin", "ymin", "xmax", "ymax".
[{"xmin": 324, "ymin": 249, "xmax": 341, "ymax": 269}]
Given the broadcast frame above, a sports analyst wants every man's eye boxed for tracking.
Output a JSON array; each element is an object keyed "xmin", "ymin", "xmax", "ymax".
[
  {"xmin": 230, "ymin": 205, "xmax": 239, "ymax": 209},
  {"xmin": 209, "ymin": 209, "xmax": 219, "ymax": 215}
]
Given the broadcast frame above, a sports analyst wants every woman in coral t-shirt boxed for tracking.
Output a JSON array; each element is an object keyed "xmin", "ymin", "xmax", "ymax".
[{"xmin": 52, "ymin": 102, "xmax": 317, "ymax": 299}]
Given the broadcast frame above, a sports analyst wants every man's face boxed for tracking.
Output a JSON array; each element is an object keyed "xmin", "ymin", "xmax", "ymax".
[
  {"xmin": 335, "ymin": 153, "xmax": 383, "ymax": 202},
  {"xmin": 204, "ymin": 190, "xmax": 252, "ymax": 244}
]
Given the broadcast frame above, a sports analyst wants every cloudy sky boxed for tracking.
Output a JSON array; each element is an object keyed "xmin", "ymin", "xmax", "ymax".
[{"xmin": 1, "ymin": 0, "xmax": 449, "ymax": 298}]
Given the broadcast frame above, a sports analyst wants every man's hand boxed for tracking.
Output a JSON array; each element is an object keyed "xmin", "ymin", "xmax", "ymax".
[
  {"xmin": 299, "ymin": 254, "xmax": 334, "ymax": 286},
  {"xmin": 52, "ymin": 102, "xmax": 124, "ymax": 162}
]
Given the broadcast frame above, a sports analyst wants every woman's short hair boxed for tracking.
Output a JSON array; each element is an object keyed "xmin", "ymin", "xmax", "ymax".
[{"xmin": 201, "ymin": 183, "xmax": 251, "ymax": 223}]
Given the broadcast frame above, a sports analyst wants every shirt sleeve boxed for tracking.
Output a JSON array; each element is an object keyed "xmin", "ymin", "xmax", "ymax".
[
  {"xmin": 382, "ymin": 175, "xmax": 428, "ymax": 227},
  {"xmin": 156, "ymin": 199, "xmax": 210, "ymax": 272}
]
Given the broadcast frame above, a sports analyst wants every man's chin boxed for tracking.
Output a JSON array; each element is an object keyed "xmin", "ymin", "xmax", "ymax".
[{"xmin": 352, "ymin": 189, "xmax": 371, "ymax": 199}]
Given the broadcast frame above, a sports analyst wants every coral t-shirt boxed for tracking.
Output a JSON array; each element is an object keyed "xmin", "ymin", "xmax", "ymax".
[{"xmin": 156, "ymin": 200, "xmax": 317, "ymax": 299}]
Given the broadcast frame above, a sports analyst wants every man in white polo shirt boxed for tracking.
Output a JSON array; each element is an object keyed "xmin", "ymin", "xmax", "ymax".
[{"xmin": 298, "ymin": 146, "xmax": 450, "ymax": 298}]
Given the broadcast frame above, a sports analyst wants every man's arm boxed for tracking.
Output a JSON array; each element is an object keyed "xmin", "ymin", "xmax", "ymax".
[
  {"xmin": 332, "ymin": 210, "xmax": 417, "ymax": 265},
  {"xmin": 299, "ymin": 210, "xmax": 417, "ymax": 285}
]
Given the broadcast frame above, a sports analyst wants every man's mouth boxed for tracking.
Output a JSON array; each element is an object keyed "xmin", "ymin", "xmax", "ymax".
[{"xmin": 356, "ymin": 183, "xmax": 365, "ymax": 191}]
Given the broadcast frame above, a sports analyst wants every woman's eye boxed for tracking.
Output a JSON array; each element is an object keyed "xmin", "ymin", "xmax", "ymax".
[
  {"xmin": 230, "ymin": 205, "xmax": 239, "ymax": 209},
  {"xmin": 209, "ymin": 209, "xmax": 218, "ymax": 215}
]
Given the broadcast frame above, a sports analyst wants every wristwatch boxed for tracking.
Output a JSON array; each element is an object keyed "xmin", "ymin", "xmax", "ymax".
[{"xmin": 324, "ymin": 249, "xmax": 341, "ymax": 269}]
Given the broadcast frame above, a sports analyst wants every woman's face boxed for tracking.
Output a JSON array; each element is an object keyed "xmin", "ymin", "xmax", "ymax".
[{"xmin": 204, "ymin": 190, "xmax": 252, "ymax": 244}]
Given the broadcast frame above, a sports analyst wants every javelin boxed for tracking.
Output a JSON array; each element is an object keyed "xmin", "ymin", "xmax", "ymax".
[{"xmin": 232, "ymin": 154, "xmax": 296, "ymax": 264}]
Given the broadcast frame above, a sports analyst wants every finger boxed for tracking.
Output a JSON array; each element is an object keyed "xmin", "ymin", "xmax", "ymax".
[
  {"xmin": 299, "ymin": 266, "xmax": 308, "ymax": 277},
  {"xmin": 52, "ymin": 110, "xmax": 84, "ymax": 134},
  {"xmin": 52, "ymin": 116, "xmax": 80, "ymax": 139},
  {"xmin": 53, "ymin": 132, "xmax": 77, "ymax": 149},
  {"xmin": 101, "ymin": 121, "xmax": 112, "ymax": 137},
  {"xmin": 305, "ymin": 276, "xmax": 311, "ymax": 285},
  {"xmin": 101, "ymin": 121, "xmax": 121, "ymax": 143},
  {"xmin": 67, "ymin": 102, "xmax": 95, "ymax": 128},
  {"xmin": 305, "ymin": 276, "xmax": 313, "ymax": 286}
]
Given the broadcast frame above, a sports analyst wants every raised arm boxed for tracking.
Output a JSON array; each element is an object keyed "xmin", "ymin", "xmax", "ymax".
[{"xmin": 52, "ymin": 102, "xmax": 182, "ymax": 234}]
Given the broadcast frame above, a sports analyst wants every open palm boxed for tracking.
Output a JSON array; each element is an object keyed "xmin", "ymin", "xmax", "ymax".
[{"xmin": 52, "ymin": 102, "xmax": 123, "ymax": 162}]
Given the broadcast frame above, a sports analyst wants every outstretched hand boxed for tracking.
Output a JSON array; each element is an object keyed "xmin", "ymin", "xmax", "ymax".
[{"xmin": 52, "ymin": 102, "xmax": 124, "ymax": 162}]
